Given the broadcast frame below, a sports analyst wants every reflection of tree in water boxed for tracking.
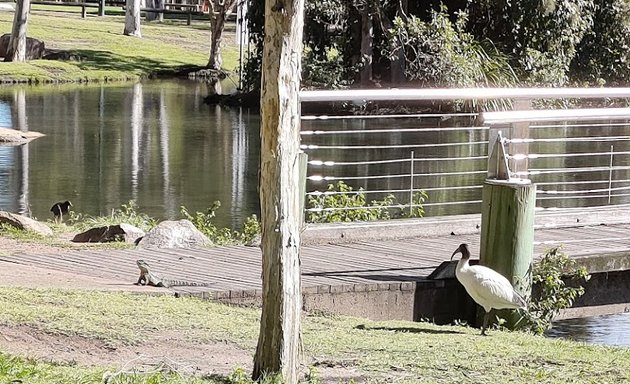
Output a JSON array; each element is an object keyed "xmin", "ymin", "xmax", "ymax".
[{"xmin": 0, "ymin": 81, "xmax": 262, "ymax": 229}]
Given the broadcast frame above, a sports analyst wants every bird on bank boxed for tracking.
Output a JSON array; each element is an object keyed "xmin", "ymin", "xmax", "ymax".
[
  {"xmin": 451, "ymin": 243, "xmax": 527, "ymax": 335},
  {"xmin": 50, "ymin": 201, "xmax": 72, "ymax": 223}
]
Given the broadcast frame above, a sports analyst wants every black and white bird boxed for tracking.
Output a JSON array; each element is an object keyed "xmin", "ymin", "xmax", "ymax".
[
  {"xmin": 50, "ymin": 201, "xmax": 72, "ymax": 223},
  {"xmin": 451, "ymin": 243, "xmax": 527, "ymax": 335}
]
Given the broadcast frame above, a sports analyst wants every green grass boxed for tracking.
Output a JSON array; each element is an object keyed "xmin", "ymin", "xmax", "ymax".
[
  {"xmin": 0, "ymin": 287, "xmax": 628, "ymax": 383},
  {"xmin": 0, "ymin": 10, "xmax": 239, "ymax": 82}
]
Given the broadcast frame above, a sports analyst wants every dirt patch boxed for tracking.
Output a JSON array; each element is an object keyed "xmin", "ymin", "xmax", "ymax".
[
  {"xmin": 0, "ymin": 324, "xmax": 252, "ymax": 377},
  {"xmin": 0, "ymin": 324, "xmax": 366, "ymax": 383}
]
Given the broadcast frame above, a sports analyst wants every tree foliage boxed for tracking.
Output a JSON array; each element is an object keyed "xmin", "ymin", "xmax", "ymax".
[
  {"xmin": 387, "ymin": 7, "xmax": 517, "ymax": 87},
  {"xmin": 571, "ymin": 0, "xmax": 630, "ymax": 85},
  {"xmin": 468, "ymin": 0, "xmax": 595, "ymax": 86},
  {"xmin": 244, "ymin": 0, "xmax": 630, "ymax": 91}
]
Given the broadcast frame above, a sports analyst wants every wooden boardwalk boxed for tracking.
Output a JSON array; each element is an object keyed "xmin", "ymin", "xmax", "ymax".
[{"xmin": 2, "ymin": 221, "xmax": 630, "ymax": 295}]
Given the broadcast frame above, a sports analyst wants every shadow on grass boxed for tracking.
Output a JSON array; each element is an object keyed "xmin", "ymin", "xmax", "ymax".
[
  {"xmin": 68, "ymin": 49, "xmax": 204, "ymax": 75},
  {"xmin": 354, "ymin": 324, "xmax": 463, "ymax": 335},
  {"xmin": 201, "ymin": 373, "xmax": 232, "ymax": 383}
]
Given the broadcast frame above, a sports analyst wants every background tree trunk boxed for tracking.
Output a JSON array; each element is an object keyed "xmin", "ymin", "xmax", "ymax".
[
  {"xmin": 124, "ymin": 0, "xmax": 142, "ymax": 37},
  {"xmin": 207, "ymin": 0, "xmax": 237, "ymax": 70},
  {"xmin": 359, "ymin": 8, "xmax": 373, "ymax": 85},
  {"xmin": 252, "ymin": 0, "xmax": 305, "ymax": 382},
  {"xmin": 6, "ymin": 0, "xmax": 31, "ymax": 62}
]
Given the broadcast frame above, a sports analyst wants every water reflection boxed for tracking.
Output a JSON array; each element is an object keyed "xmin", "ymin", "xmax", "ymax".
[
  {"xmin": 0, "ymin": 80, "xmax": 261, "ymax": 229},
  {"xmin": 546, "ymin": 312, "xmax": 630, "ymax": 348}
]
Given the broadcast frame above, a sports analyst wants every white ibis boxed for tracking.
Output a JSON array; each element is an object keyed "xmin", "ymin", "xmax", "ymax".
[
  {"xmin": 451, "ymin": 243, "xmax": 527, "ymax": 335},
  {"xmin": 50, "ymin": 201, "xmax": 72, "ymax": 223}
]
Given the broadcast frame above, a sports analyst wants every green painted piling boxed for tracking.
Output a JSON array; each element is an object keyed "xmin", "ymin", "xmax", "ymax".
[{"xmin": 480, "ymin": 179, "xmax": 535, "ymax": 329}]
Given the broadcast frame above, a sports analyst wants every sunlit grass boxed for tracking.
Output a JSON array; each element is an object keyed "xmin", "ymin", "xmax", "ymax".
[
  {"xmin": 0, "ymin": 287, "xmax": 628, "ymax": 383},
  {"xmin": 0, "ymin": 10, "xmax": 239, "ymax": 82}
]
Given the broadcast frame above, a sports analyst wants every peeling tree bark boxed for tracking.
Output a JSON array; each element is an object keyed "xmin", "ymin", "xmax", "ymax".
[
  {"xmin": 124, "ymin": 0, "xmax": 142, "ymax": 37},
  {"xmin": 207, "ymin": 0, "xmax": 237, "ymax": 70},
  {"xmin": 6, "ymin": 0, "xmax": 31, "ymax": 62},
  {"xmin": 252, "ymin": 0, "xmax": 305, "ymax": 382}
]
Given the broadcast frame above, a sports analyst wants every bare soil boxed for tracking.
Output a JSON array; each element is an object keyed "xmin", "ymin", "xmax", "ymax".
[{"xmin": 0, "ymin": 236, "xmax": 364, "ymax": 383}]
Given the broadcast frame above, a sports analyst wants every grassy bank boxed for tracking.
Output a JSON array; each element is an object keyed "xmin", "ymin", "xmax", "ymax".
[
  {"xmin": 0, "ymin": 287, "xmax": 627, "ymax": 383},
  {"xmin": 0, "ymin": 9, "xmax": 238, "ymax": 82}
]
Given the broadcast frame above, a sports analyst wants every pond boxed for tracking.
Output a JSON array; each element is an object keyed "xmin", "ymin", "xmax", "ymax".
[
  {"xmin": 1, "ymin": 80, "xmax": 630, "ymax": 229},
  {"xmin": 0, "ymin": 80, "xmax": 261, "ymax": 229},
  {"xmin": 546, "ymin": 312, "xmax": 630, "ymax": 348}
]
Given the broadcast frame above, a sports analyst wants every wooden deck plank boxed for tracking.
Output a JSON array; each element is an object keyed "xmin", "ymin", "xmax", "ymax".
[{"xmin": 3, "ymin": 223, "xmax": 630, "ymax": 293}]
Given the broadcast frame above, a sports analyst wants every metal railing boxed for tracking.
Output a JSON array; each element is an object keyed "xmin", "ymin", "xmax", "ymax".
[{"xmin": 299, "ymin": 88, "xmax": 630, "ymax": 218}]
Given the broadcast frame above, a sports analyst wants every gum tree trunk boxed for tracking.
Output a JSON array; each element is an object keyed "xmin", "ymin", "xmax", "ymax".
[
  {"xmin": 252, "ymin": 0, "xmax": 305, "ymax": 382},
  {"xmin": 207, "ymin": 0, "xmax": 237, "ymax": 70},
  {"xmin": 124, "ymin": 0, "xmax": 142, "ymax": 37},
  {"xmin": 6, "ymin": 0, "xmax": 31, "ymax": 62}
]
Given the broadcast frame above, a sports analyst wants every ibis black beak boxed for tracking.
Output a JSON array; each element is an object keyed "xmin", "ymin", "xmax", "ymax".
[{"xmin": 450, "ymin": 249, "xmax": 460, "ymax": 261}]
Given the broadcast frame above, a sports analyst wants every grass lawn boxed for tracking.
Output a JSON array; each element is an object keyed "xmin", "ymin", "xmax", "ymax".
[
  {"xmin": 0, "ymin": 8, "xmax": 239, "ymax": 82},
  {"xmin": 0, "ymin": 286, "xmax": 627, "ymax": 383}
]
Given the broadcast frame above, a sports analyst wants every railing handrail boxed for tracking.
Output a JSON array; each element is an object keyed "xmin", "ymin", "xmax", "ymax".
[
  {"xmin": 300, "ymin": 88, "xmax": 630, "ymax": 102},
  {"xmin": 483, "ymin": 108, "xmax": 630, "ymax": 124}
]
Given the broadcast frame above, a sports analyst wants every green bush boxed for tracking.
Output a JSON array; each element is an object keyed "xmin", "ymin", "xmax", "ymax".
[
  {"xmin": 306, "ymin": 180, "xmax": 426, "ymax": 223},
  {"xmin": 180, "ymin": 202, "xmax": 260, "ymax": 246},
  {"xmin": 385, "ymin": 7, "xmax": 518, "ymax": 88},
  {"xmin": 468, "ymin": 0, "xmax": 595, "ymax": 86},
  {"xmin": 68, "ymin": 201, "xmax": 157, "ymax": 232},
  {"xmin": 572, "ymin": 0, "xmax": 630, "ymax": 85},
  {"xmin": 527, "ymin": 246, "xmax": 591, "ymax": 334}
]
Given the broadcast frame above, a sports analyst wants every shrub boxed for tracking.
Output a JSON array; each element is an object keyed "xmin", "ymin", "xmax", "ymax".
[
  {"xmin": 306, "ymin": 180, "xmax": 426, "ymax": 223},
  {"xmin": 571, "ymin": 0, "xmax": 630, "ymax": 85},
  {"xmin": 527, "ymin": 246, "xmax": 591, "ymax": 334},
  {"xmin": 68, "ymin": 201, "xmax": 157, "ymax": 232},
  {"xmin": 180, "ymin": 202, "xmax": 260, "ymax": 246},
  {"xmin": 468, "ymin": 0, "xmax": 595, "ymax": 86},
  {"xmin": 386, "ymin": 7, "xmax": 518, "ymax": 88}
]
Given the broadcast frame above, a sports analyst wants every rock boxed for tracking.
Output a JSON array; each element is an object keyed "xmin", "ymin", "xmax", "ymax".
[
  {"xmin": 0, "ymin": 127, "xmax": 45, "ymax": 145},
  {"xmin": 136, "ymin": 219, "xmax": 211, "ymax": 249},
  {"xmin": 72, "ymin": 223, "xmax": 145, "ymax": 243},
  {"xmin": 0, "ymin": 33, "xmax": 46, "ymax": 61},
  {"xmin": 0, "ymin": 211, "xmax": 53, "ymax": 236}
]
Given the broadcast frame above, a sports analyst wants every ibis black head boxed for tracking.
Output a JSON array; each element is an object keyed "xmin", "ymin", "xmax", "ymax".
[{"xmin": 451, "ymin": 243, "xmax": 470, "ymax": 260}]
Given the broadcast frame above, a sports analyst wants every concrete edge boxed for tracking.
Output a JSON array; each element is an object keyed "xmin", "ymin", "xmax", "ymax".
[
  {"xmin": 301, "ymin": 206, "xmax": 630, "ymax": 245},
  {"xmin": 573, "ymin": 250, "xmax": 630, "ymax": 274}
]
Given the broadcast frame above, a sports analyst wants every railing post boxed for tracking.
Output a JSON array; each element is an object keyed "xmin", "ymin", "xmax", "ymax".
[
  {"xmin": 509, "ymin": 99, "xmax": 531, "ymax": 175},
  {"xmin": 299, "ymin": 152, "xmax": 308, "ymax": 225},
  {"xmin": 81, "ymin": 4, "xmax": 87, "ymax": 17},
  {"xmin": 608, "ymin": 145, "xmax": 614, "ymax": 204},
  {"xmin": 99, "ymin": 0, "xmax": 105, "ymax": 16},
  {"xmin": 409, "ymin": 150, "xmax": 414, "ymax": 215},
  {"xmin": 479, "ymin": 135, "xmax": 535, "ymax": 330}
]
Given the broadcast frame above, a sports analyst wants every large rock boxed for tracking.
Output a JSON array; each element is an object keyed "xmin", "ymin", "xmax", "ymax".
[
  {"xmin": 72, "ymin": 223, "xmax": 145, "ymax": 243},
  {"xmin": 0, "ymin": 127, "xmax": 45, "ymax": 145},
  {"xmin": 0, "ymin": 34, "xmax": 45, "ymax": 60},
  {"xmin": 0, "ymin": 211, "xmax": 53, "ymax": 236},
  {"xmin": 136, "ymin": 219, "xmax": 211, "ymax": 249}
]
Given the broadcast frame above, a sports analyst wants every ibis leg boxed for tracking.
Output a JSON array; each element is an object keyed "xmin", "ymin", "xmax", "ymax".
[{"xmin": 481, "ymin": 310, "xmax": 490, "ymax": 336}]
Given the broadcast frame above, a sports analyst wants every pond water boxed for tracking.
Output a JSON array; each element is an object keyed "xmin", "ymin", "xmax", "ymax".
[
  {"xmin": 545, "ymin": 312, "xmax": 630, "ymax": 348},
  {"xmin": 0, "ymin": 80, "xmax": 261, "ymax": 229},
  {"xmin": 2, "ymin": 80, "xmax": 630, "ymax": 229}
]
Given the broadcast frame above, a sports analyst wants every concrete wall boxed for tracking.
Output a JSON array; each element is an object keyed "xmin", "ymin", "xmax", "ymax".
[{"xmin": 203, "ymin": 268, "xmax": 630, "ymax": 326}]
